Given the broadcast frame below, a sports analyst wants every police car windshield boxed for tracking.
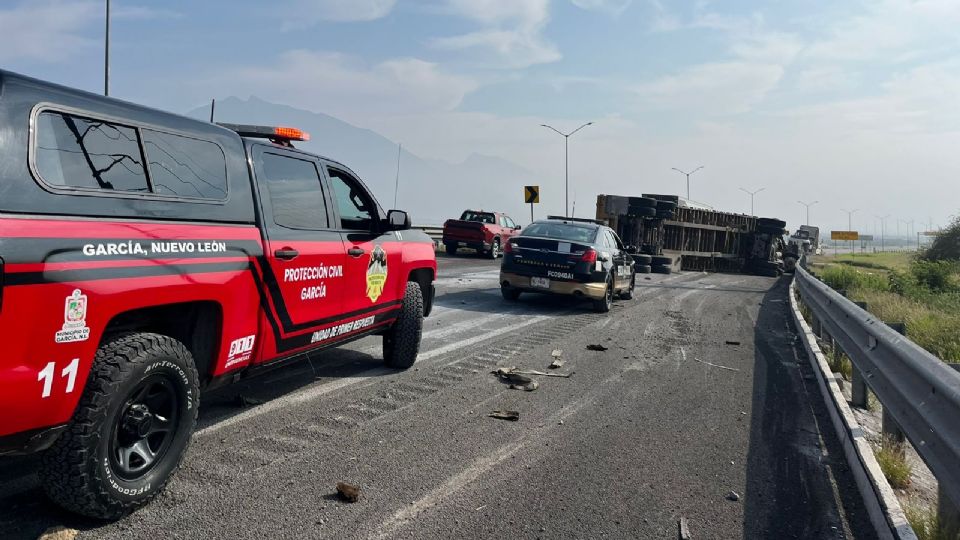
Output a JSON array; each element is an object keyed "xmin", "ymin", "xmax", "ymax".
[{"xmin": 522, "ymin": 222, "xmax": 598, "ymax": 243}]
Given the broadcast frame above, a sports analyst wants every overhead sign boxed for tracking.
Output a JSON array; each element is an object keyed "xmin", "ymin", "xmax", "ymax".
[
  {"xmin": 524, "ymin": 185, "xmax": 540, "ymax": 204},
  {"xmin": 831, "ymin": 231, "xmax": 859, "ymax": 241},
  {"xmin": 859, "ymin": 234, "xmax": 874, "ymax": 241}
]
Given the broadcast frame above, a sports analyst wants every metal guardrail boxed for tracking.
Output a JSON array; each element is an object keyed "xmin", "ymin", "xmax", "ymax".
[
  {"xmin": 412, "ymin": 225, "xmax": 444, "ymax": 248},
  {"xmin": 794, "ymin": 264, "xmax": 960, "ymax": 515}
]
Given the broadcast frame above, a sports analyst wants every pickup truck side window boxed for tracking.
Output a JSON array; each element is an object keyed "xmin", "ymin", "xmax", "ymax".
[
  {"xmin": 141, "ymin": 129, "xmax": 228, "ymax": 200},
  {"xmin": 505, "ymin": 216, "xmax": 517, "ymax": 229},
  {"xmin": 35, "ymin": 111, "xmax": 150, "ymax": 193},
  {"xmin": 329, "ymin": 168, "xmax": 375, "ymax": 231},
  {"xmin": 259, "ymin": 153, "xmax": 330, "ymax": 230}
]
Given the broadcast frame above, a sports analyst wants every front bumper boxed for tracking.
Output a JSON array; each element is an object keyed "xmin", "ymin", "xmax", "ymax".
[{"xmin": 500, "ymin": 271, "xmax": 607, "ymax": 300}]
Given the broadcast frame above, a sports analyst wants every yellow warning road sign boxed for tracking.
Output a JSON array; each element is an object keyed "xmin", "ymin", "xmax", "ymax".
[
  {"xmin": 524, "ymin": 185, "xmax": 539, "ymax": 204},
  {"xmin": 831, "ymin": 231, "xmax": 859, "ymax": 241}
]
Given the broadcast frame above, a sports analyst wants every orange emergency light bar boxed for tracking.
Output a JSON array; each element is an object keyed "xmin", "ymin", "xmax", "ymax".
[{"xmin": 217, "ymin": 123, "xmax": 311, "ymax": 142}]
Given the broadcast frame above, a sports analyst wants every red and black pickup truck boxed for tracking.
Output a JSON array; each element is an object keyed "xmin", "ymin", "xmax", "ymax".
[
  {"xmin": 0, "ymin": 70, "xmax": 436, "ymax": 519},
  {"xmin": 442, "ymin": 210, "xmax": 520, "ymax": 259}
]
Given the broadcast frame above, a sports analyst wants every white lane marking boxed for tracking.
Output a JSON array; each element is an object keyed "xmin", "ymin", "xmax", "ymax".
[
  {"xmin": 371, "ymin": 397, "xmax": 592, "ymax": 540},
  {"xmin": 197, "ymin": 314, "xmax": 552, "ymax": 437}
]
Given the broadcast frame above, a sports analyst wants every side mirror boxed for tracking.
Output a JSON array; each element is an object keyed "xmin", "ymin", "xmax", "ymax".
[
  {"xmin": 386, "ymin": 210, "xmax": 411, "ymax": 231},
  {"xmin": 513, "ymin": 225, "xmax": 521, "ymax": 231}
]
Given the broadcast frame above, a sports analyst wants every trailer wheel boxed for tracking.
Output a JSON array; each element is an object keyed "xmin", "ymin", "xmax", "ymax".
[
  {"xmin": 628, "ymin": 196, "xmax": 657, "ymax": 208},
  {"xmin": 383, "ymin": 282, "xmax": 424, "ymax": 369},
  {"xmin": 628, "ymin": 206, "xmax": 657, "ymax": 218},
  {"xmin": 40, "ymin": 333, "xmax": 199, "ymax": 520}
]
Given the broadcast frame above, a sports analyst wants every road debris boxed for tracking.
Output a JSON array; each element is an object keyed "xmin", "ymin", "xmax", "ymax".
[
  {"xmin": 725, "ymin": 340, "xmax": 741, "ymax": 346},
  {"xmin": 551, "ymin": 349, "xmax": 563, "ymax": 358},
  {"xmin": 336, "ymin": 482, "xmax": 361, "ymax": 503},
  {"xmin": 38, "ymin": 526, "xmax": 78, "ymax": 540},
  {"xmin": 475, "ymin": 505, "xmax": 487, "ymax": 511},
  {"xmin": 493, "ymin": 366, "xmax": 573, "ymax": 379},
  {"xmin": 511, "ymin": 380, "xmax": 539, "ymax": 392},
  {"xmin": 695, "ymin": 358, "xmax": 739, "ymax": 372},
  {"xmin": 549, "ymin": 358, "xmax": 565, "ymax": 369},
  {"xmin": 489, "ymin": 410, "xmax": 520, "ymax": 421},
  {"xmin": 586, "ymin": 344, "xmax": 609, "ymax": 351},
  {"xmin": 726, "ymin": 490, "xmax": 740, "ymax": 502},
  {"xmin": 679, "ymin": 517, "xmax": 692, "ymax": 540}
]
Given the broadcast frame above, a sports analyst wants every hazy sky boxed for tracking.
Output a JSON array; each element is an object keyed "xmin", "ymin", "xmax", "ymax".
[{"xmin": 2, "ymin": 0, "xmax": 957, "ymax": 235}]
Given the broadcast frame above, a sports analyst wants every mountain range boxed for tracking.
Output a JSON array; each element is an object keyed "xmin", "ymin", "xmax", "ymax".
[{"xmin": 187, "ymin": 97, "xmax": 537, "ymax": 225}]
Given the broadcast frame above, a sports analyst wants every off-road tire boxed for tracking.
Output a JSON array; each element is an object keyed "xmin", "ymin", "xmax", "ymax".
[
  {"xmin": 487, "ymin": 238, "xmax": 500, "ymax": 259},
  {"xmin": 629, "ymin": 206, "xmax": 657, "ymax": 218},
  {"xmin": 383, "ymin": 281, "xmax": 424, "ymax": 369},
  {"xmin": 635, "ymin": 265, "xmax": 652, "ymax": 274},
  {"xmin": 652, "ymin": 265, "xmax": 673, "ymax": 275},
  {"xmin": 39, "ymin": 333, "xmax": 199, "ymax": 520},
  {"xmin": 593, "ymin": 275, "xmax": 614, "ymax": 313},
  {"xmin": 651, "ymin": 255, "xmax": 672, "ymax": 266},
  {"xmin": 631, "ymin": 254, "xmax": 653, "ymax": 265},
  {"xmin": 501, "ymin": 285, "xmax": 521, "ymax": 301},
  {"xmin": 445, "ymin": 244, "xmax": 457, "ymax": 256},
  {"xmin": 757, "ymin": 217, "xmax": 787, "ymax": 230},
  {"xmin": 620, "ymin": 273, "xmax": 636, "ymax": 300}
]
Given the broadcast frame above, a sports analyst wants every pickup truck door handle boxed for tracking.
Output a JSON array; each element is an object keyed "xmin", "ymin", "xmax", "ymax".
[
  {"xmin": 347, "ymin": 247, "xmax": 366, "ymax": 257},
  {"xmin": 274, "ymin": 248, "xmax": 299, "ymax": 261}
]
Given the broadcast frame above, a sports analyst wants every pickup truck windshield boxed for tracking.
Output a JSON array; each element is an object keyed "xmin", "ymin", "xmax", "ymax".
[
  {"xmin": 522, "ymin": 223, "xmax": 598, "ymax": 243},
  {"xmin": 460, "ymin": 211, "xmax": 495, "ymax": 224}
]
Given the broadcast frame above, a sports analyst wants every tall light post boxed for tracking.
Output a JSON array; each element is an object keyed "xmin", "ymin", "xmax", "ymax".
[
  {"xmin": 739, "ymin": 187, "xmax": 765, "ymax": 215},
  {"xmin": 798, "ymin": 200, "xmax": 819, "ymax": 226},
  {"xmin": 671, "ymin": 166, "xmax": 703, "ymax": 200},
  {"xmin": 541, "ymin": 122, "xmax": 593, "ymax": 217},
  {"xmin": 875, "ymin": 214, "xmax": 890, "ymax": 251},
  {"xmin": 841, "ymin": 208, "xmax": 859, "ymax": 255},
  {"xmin": 104, "ymin": 0, "xmax": 111, "ymax": 96}
]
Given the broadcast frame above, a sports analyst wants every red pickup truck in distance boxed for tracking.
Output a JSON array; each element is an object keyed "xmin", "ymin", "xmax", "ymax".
[{"xmin": 442, "ymin": 210, "xmax": 520, "ymax": 259}]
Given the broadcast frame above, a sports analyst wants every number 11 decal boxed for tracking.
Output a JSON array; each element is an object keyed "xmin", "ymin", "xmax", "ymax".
[{"xmin": 38, "ymin": 358, "xmax": 79, "ymax": 398}]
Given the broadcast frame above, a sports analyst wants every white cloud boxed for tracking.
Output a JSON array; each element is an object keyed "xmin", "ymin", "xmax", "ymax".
[
  {"xmin": 730, "ymin": 32, "xmax": 803, "ymax": 64},
  {"xmin": 207, "ymin": 50, "xmax": 477, "ymax": 121},
  {"xmin": 634, "ymin": 62, "xmax": 785, "ymax": 115},
  {"xmin": 571, "ymin": 0, "xmax": 633, "ymax": 16},
  {"xmin": 431, "ymin": 0, "xmax": 560, "ymax": 68},
  {"xmin": 794, "ymin": 66, "xmax": 858, "ymax": 94},
  {"xmin": 283, "ymin": 0, "xmax": 396, "ymax": 25},
  {"xmin": 0, "ymin": 1, "xmax": 99, "ymax": 63}
]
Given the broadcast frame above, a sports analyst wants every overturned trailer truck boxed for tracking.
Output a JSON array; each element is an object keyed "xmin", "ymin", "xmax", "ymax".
[{"xmin": 596, "ymin": 194, "xmax": 787, "ymax": 277}]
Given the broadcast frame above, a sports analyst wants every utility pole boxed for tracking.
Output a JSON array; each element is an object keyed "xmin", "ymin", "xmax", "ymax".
[
  {"xmin": 798, "ymin": 200, "xmax": 818, "ymax": 225},
  {"xmin": 671, "ymin": 166, "xmax": 704, "ymax": 200},
  {"xmin": 541, "ymin": 122, "xmax": 593, "ymax": 217},
  {"xmin": 842, "ymin": 208, "xmax": 859, "ymax": 256},
  {"xmin": 104, "ymin": 0, "xmax": 111, "ymax": 96},
  {"xmin": 739, "ymin": 187, "xmax": 765, "ymax": 216}
]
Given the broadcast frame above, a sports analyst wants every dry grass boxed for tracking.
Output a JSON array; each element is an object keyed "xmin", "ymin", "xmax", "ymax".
[
  {"xmin": 904, "ymin": 499, "xmax": 960, "ymax": 540},
  {"xmin": 874, "ymin": 436, "xmax": 912, "ymax": 489}
]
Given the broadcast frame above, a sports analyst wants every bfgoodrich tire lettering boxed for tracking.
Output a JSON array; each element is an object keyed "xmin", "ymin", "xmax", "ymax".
[
  {"xmin": 39, "ymin": 333, "xmax": 199, "ymax": 519},
  {"xmin": 383, "ymin": 281, "xmax": 424, "ymax": 369}
]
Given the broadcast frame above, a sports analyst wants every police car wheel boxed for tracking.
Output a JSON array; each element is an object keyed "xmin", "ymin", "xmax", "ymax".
[
  {"xmin": 39, "ymin": 333, "xmax": 199, "ymax": 520},
  {"xmin": 501, "ymin": 285, "xmax": 521, "ymax": 301},
  {"xmin": 619, "ymin": 273, "xmax": 636, "ymax": 300},
  {"xmin": 593, "ymin": 275, "xmax": 614, "ymax": 313},
  {"xmin": 383, "ymin": 281, "xmax": 424, "ymax": 369}
]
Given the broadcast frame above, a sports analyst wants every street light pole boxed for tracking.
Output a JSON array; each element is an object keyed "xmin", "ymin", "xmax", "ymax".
[
  {"xmin": 541, "ymin": 122, "xmax": 593, "ymax": 217},
  {"xmin": 875, "ymin": 214, "xmax": 890, "ymax": 252},
  {"xmin": 797, "ymin": 200, "xmax": 819, "ymax": 226},
  {"xmin": 671, "ymin": 166, "xmax": 704, "ymax": 199},
  {"xmin": 739, "ymin": 187, "xmax": 765, "ymax": 215},
  {"xmin": 104, "ymin": 0, "xmax": 110, "ymax": 96}
]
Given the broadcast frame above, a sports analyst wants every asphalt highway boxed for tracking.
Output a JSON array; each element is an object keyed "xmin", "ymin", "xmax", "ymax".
[{"xmin": 1, "ymin": 255, "xmax": 876, "ymax": 539}]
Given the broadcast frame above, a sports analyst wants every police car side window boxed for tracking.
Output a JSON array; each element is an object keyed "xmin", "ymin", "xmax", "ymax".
[
  {"xmin": 259, "ymin": 153, "xmax": 330, "ymax": 230},
  {"xmin": 329, "ymin": 169, "xmax": 375, "ymax": 230},
  {"xmin": 35, "ymin": 111, "xmax": 150, "ymax": 193}
]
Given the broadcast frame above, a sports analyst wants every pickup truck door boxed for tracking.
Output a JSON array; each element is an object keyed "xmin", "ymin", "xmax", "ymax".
[
  {"xmin": 326, "ymin": 164, "xmax": 405, "ymax": 321},
  {"xmin": 252, "ymin": 147, "xmax": 347, "ymax": 360}
]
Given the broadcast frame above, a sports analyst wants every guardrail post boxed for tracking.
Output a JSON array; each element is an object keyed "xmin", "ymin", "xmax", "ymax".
[
  {"xmin": 848, "ymin": 301, "xmax": 869, "ymax": 407},
  {"xmin": 940, "ymin": 487, "xmax": 960, "ymax": 536},
  {"xmin": 881, "ymin": 322, "xmax": 908, "ymax": 454}
]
